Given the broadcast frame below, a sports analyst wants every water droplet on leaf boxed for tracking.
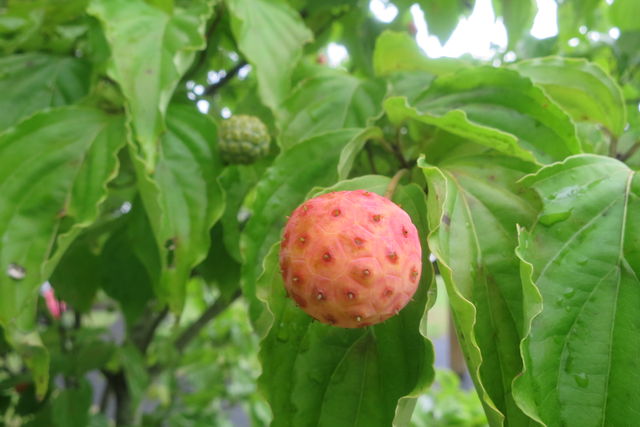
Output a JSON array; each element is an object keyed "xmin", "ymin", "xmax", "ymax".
[
  {"xmin": 7, "ymin": 263, "xmax": 26, "ymax": 280},
  {"xmin": 573, "ymin": 372, "xmax": 589, "ymax": 388},
  {"xmin": 539, "ymin": 210, "xmax": 572, "ymax": 226},
  {"xmin": 277, "ymin": 328, "xmax": 289, "ymax": 342}
]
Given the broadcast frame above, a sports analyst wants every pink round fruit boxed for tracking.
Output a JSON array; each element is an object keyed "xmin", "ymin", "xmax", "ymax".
[{"xmin": 279, "ymin": 190, "xmax": 422, "ymax": 328}]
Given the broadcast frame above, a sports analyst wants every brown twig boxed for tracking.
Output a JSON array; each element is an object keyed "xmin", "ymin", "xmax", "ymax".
[
  {"xmin": 385, "ymin": 169, "xmax": 408, "ymax": 199},
  {"xmin": 102, "ymin": 370, "xmax": 131, "ymax": 426},
  {"xmin": 203, "ymin": 61, "xmax": 248, "ymax": 96},
  {"xmin": 603, "ymin": 126, "xmax": 619, "ymax": 158},
  {"xmin": 174, "ymin": 290, "xmax": 242, "ymax": 350},
  {"xmin": 392, "ymin": 127, "xmax": 411, "ymax": 169},
  {"xmin": 134, "ymin": 306, "xmax": 169, "ymax": 354},
  {"xmin": 365, "ymin": 143, "xmax": 378, "ymax": 174},
  {"xmin": 619, "ymin": 140, "xmax": 640, "ymax": 162},
  {"xmin": 147, "ymin": 289, "xmax": 243, "ymax": 377}
]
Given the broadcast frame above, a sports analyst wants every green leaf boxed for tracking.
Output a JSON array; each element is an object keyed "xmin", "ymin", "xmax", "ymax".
[
  {"xmin": 226, "ymin": 0, "xmax": 313, "ymax": 111},
  {"xmin": 51, "ymin": 379, "xmax": 92, "ymax": 427},
  {"xmin": 278, "ymin": 70, "xmax": 386, "ymax": 150},
  {"xmin": 514, "ymin": 155, "xmax": 640, "ymax": 427},
  {"xmin": 132, "ymin": 105, "xmax": 225, "ymax": 312},
  {"xmin": 12, "ymin": 332, "xmax": 50, "ymax": 400},
  {"xmin": 385, "ymin": 97, "xmax": 538, "ymax": 164},
  {"xmin": 420, "ymin": 153, "xmax": 541, "ymax": 426},
  {"xmin": 241, "ymin": 129, "xmax": 363, "ymax": 324},
  {"xmin": 0, "ymin": 53, "xmax": 90, "ymax": 131},
  {"xmin": 610, "ymin": 0, "xmax": 640, "ymax": 31},
  {"xmin": 337, "ymin": 127, "xmax": 384, "ymax": 181},
  {"xmin": 397, "ymin": 66, "xmax": 581, "ymax": 164},
  {"xmin": 64, "ymin": 332, "xmax": 116, "ymax": 376},
  {"xmin": 373, "ymin": 30, "xmax": 470, "ymax": 78},
  {"xmin": 413, "ymin": 1, "xmax": 475, "ymax": 44},
  {"xmin": 0, "ymin": 107, "xmax": 125, "ymax": 326},
  {"xmin": 218, "ymin": 164, "xmax": 267, "ymax": 263},
  {"xmin": 196, "ymin": 224, "xmax": 241, "ymax": 300},
  {"xmin": 493, "ymin": 0, "xmax": 537, "ymax": 49},
  {"xmin": 257, "ymin": 179, "xmax": 435, "ymax": 427},
  {"xmin": 309, "ymin": 174, "xmax": 391, "ymax": 198},
  {"xmin": 100, "ymin": 204, "xmax": 157, "ymax": 324},
  {"xmin": 513, "ymin": 57, "xmax": 627, "ymax": 136},
  {"xmin": 385, "ymin": 72, "xmax": 437, "ymax": 106},
  {"xmin": 49, "ymin": 240, "xmax": 101, "ymax": 313},
  {"xmin": 88, "ymin": 0, "xmax": 214, "ymax": 171}
]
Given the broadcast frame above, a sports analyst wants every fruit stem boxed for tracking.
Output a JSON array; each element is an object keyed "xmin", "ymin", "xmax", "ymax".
[{"xmin": 385, "ymin": 169, "xmax": 408, "ymax": 199}]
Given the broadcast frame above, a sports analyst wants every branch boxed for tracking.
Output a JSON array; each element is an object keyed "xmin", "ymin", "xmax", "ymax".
[
  {"xmin": 174, "ymin": 290, "xmax": 242, "ymax": 350},
  {"xmin": 365, "ymin": 143, "xmax": 378, "ymax": 174},
  {"xmin": 203, "ymin": 61, "xmax": 248, "ymax": 96},
  {"xmin": 385, "ymin": 169, "xmax": 408, "ymax": 199},
  {"xmin": 603, "ymin": 126, "xmax": 619, "ymax": 158},
  {"xmin": 619, "ymin": 140, "xmax": 640, "ymax": 162},
  {"xmin": 134, "ymin": 306, "xmax": 169, "ymax": 354},
  {"xmin": 391, "ymin": 127, "xmax": 411, "ymax": 169},
  {"xmin": 102, "ymin": 370, "xmax": 131, "ymax": 427},
  {"xmin": 147, "ymin": 290, "xmax": 242, "ymax": 377}
]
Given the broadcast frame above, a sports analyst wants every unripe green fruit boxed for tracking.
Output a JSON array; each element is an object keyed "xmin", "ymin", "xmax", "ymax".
[
  {"xmin": 279, "ymin": 190, "xmax": 422, "ymax": 328},
  {"xmin": 218, "ymin": 115, "xmax": 270, "ymax": 164}
]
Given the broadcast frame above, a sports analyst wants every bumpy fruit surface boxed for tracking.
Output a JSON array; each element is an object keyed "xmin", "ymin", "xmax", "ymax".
[
  {"xmin": 279, "ymin": 190, "xmax": 422, "ymax": 328},
  {"xmin": 218, "ymin": 115, "xmax": 270, "ymax": 164}
]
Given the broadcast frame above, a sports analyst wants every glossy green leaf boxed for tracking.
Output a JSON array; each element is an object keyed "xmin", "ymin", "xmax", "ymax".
[
  {"xmin": 241, "ymin": 129, "xmax": 362, "ymax": 323},
  {"xmin": 493, "ymin": 0, "xmax": 537, "ymax": 49},
  {"xmin": 88, "ymin": 0, "xmax": 214, "ymax": 171},
  {"xmin": 514, "ymin": 155, "xmax": 640, "ymax": 427},
  {"xmin": 420, "ymin": 153, "xmax": 541, "ymax": 426},
  {"xmin": 373, "ymin": 31, "xmax": 470, "ymax": 78},
  {"xmin": 610, "ymin": 0, "xmax": 640, "ymax": 31},
  {"xmin": 278, "ymin": 70, "xmax": 385, "ymax": 150},
  {"xmin": 513, "ymin": 57, "xmax": 627, "ymax": 136},
  {"xmin": 132, "ymin": 105, "xmax": 225, "ymax": 312},
  {"xmin": 257, "ymin": 179, "xmax": 435, "ymax": 427},
  {"xmin": 226, "ymin": 0, "xmax": 313, "ymax": 111},
  {"xmin": 0, "ymin": 53, "xmax": 90, "ymax": 131},
  {"xmin": 394, "ymin": 67, "xmax": 581, "ymax": 164},
  {"xmin": 0, "ymin": 107, "xmax": 125, "ymax": 326}
]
